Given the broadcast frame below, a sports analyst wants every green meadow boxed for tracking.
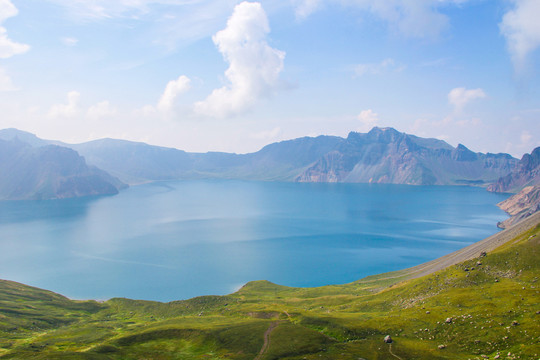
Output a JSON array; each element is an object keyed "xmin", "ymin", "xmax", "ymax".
[{"xmin": 1, "ymin": 220, "xmax": 539, "ymax": 360}]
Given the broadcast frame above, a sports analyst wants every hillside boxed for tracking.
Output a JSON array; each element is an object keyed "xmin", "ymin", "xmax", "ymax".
[
  {"xmin": 1, "ymin": 213, "xmax": 539, "ymax": 359},
  {"xmin": 0, "ymin": 128, "xmax": 519, "ymax": 187},
  {"xmin": 0, "ymin": 138, "xmax": 126, "ymax": 200}
]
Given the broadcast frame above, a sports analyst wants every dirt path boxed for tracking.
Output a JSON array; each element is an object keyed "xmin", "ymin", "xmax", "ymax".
[
  {"xmin": 253, "ymin": 321, "xmax": 279, "ymax": 360},
  {"xmin": 388, "ymin": 343, "xmax": 404, "ymax": 360}
]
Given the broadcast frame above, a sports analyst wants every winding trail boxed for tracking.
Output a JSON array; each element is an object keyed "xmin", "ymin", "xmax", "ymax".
[
  {"xmin": 253, "ymin": 321, "xmax": 279, "ymax": 360},
  {"xmin": 388, "ymin": 344, "xmax": 403, "ymax": 360}
]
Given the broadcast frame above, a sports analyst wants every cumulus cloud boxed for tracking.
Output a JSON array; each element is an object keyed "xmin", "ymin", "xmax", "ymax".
[
  {"xmin": 500, "ymin": 0, "xmax": 540, "ymax": 72},
  {"xmin": 354, "ymin": 58, "xmax": 405, "ymax": 76},
  {"xmin": 448, "ymin": 87, "xmax": 486, "ymax": 113},
  {"xmin": 194, "ymin": 1, "xmax": 285, "ymax": 118},
  {"xmin": 357, "ymin": 109, "xmax": 379, "ymax": 132},
  {"xmin": 0, "ymin": 0, "xmax": 30, "ymax": 59},
  {"xmin": 48, "ymin": 91, "xmax": 81, "ymax": 118},
  {"xmin": 87, "ymin": 100, "xmax": 117, "ymax": 120},
  {"xmin": 157, "ymin": 75, "xmax": 191, "ymax": 112}
]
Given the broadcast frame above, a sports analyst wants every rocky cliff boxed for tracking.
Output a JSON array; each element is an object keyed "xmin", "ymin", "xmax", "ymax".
[
  {"xmin": 496, "ymin": 185, "xmax": 540, "ymax": 229},
  {"xmin": 296, "ymin": 127, "xmax": 518, "ymax": 185},
  {"xmin": 487, "ymin": 147, "xmax": 540, "ymax": 193}
]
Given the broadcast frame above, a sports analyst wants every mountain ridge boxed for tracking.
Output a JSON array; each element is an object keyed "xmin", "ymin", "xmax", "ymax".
[
  {"xmin": 0, "ymin": 127, "xmax": 521, "ymax": 188},
  {"xmin": 0, "ymin": 137, "xmax": 126, "ymax": 200}
]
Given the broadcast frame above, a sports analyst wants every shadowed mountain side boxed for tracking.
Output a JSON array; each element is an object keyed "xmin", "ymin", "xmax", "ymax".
[{"xmin": 0, "ymin": 139, "xmax": 126, "ymax": 200}]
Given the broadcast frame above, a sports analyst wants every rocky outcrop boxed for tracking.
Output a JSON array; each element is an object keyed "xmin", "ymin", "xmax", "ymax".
[
  {"xmin": 496, "ymin": 185, "xmax": 540, "ymax": 229},
  {"xmin": 0, "ymin": 139, "xmax": 126, "ymax": 200},
  {"xmin": 488, "ymin": 147, "xmax": 540, "ymax": 193}
]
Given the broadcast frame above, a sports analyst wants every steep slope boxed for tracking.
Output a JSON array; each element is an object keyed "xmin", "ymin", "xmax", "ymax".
[
  {"xmin": 0, "ymin": 139, "xmax": 126, "ymax": 200},
  {"xmin": 496, "ymin": 185, "xmax": 540, "ymax": 229},
  {"xmin": 296, "ymin": 127, "xmax": 517, "ymax": 185},
  {"xmin": 0, "ymin": 213, "xmax": 538, "ymax": 359},
  {"xmin": 488, "ymin": 146, "xmax": 540, "ymax": 193}
]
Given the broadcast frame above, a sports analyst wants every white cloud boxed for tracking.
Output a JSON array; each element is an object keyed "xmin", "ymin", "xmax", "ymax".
[
  {"xmin": 0, "ymin": 0, "xmax": 30, "ymax": 59},
  {"xmin": 293, "ymin": 0, "xmax": 322, "ymax": 19},
  {"xmin": 48, "ymin": 91, "xmax": 81, "ymax": 118},
  {"xmin": 500, "ymin": 0, "xmax": 540, "ymax": 72},
  {"xmin": 0, "ymin": 0, "xmax": 18, "ymax": 23},
  {"xmin": 157, "ymin": 75, "xmax": 191, "ymax": 112},
  {"xmin": 447, "ymin": 87, "xmax": 486, "ymax": 112},
  {"xmin": 44, "ymin": 0, "xmax": 194, "ymax": 19},
  {"xmin": 61, "ymin": 37, "xmax": 79, "ymax": 46},
  {"xmin": 296, "ymin": 0, "xmax": 473, "ymax": 39},
  {"xmin": 194, "ymin": 2, "xmax": 285, "ymax": 118},
  {"xmin": 354, "ymin": 58, "xmax": 405, "ymax": 76},
  {"xmin": 87, "ymin": 100, "xmax": 117, "ymax": 120},
  {"xmin": 357, "ymin": 109, "xmax": 379, "ymax": 132}
]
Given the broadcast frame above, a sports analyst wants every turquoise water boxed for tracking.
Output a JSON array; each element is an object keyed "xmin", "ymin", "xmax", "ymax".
[{"xmin": 0, "ymin": 181, "xmax": 509, "ymax": 301}]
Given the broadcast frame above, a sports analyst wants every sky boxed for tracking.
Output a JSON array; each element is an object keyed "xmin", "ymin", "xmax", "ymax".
[{"xmin": 0, "ymin": 0, "xmax": 539, "ymax": 157}]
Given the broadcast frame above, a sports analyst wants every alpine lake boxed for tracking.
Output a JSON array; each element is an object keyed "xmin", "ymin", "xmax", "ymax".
[{"xmin": 0, "ymin": 180, "xmax": 510, "ymax": 302}]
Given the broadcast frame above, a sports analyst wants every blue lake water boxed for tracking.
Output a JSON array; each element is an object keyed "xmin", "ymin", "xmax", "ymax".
[{"xmin": 0, "ymin": 180, "xmax": 509, "ymax": 302}]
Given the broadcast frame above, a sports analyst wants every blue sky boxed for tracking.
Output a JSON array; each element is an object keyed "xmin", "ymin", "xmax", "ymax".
[{"xmin": 0, "ymin": 0, "xmax": 539, "ymax": 157}]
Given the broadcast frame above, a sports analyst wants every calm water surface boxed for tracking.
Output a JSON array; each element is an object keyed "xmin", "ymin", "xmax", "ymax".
[{"xmin": 0, "ymin": 181, "xmax": 509, "ymax": 301}]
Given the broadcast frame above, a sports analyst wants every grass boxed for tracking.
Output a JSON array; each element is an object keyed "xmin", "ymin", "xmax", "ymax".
[{"xmin": 0, "ymin": 222, "xmax": 539, "ymax": 359}]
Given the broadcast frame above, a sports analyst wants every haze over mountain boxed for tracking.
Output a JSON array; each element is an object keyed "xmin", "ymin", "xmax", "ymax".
[
  {"xmin": 295, "ymin": 127, "xmax": 518, "ymax": 185},
  {"xmin": 0, "ymin": 137, "xmax": 126, "ymax": 200},
  {"xmin": 0, "ymin": 127, "xmax": 521, "ymax": 191}
]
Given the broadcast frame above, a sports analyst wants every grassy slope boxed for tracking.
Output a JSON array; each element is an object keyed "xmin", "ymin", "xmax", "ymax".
[{"xmin": 1, "ymin": 219, "xmax": 539, "ymax": 359}]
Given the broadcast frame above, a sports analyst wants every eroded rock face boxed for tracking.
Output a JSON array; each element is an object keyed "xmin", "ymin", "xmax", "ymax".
[
  {"xmin": 488, "ymin": 147, "xmax": 540, "ymax": 193},
  {"xmin": 296, "ymin": 127, "xmax": 517, "ymax": 186},
  {"xmin": 497, "ymin": 185, "xmax": 540, "ymax": 229}
]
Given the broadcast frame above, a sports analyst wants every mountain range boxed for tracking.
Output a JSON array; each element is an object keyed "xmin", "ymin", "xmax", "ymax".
[{"xmin": 0, "ymin": 127, "xmax": 535, "ymax": 200}]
